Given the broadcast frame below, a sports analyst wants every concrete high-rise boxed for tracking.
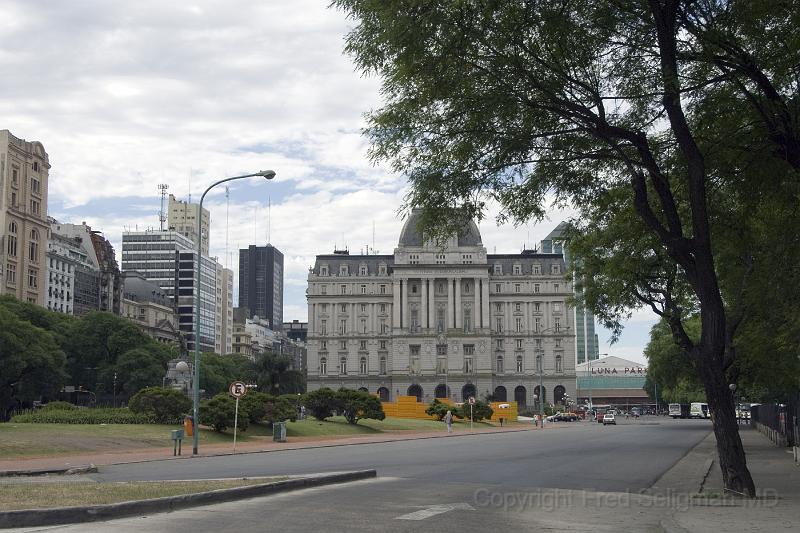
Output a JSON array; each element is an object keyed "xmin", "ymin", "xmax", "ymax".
[
  {"xmin": 1, "ymin": 130, "xmax": 50, "ymax": 305},
  {"xmin": 168, "ymin": 194, "xmax": 210, "ymax": 256},
  {"xmin": 239, "ymin": 244, "xmax": 283, "ymax": 330}
]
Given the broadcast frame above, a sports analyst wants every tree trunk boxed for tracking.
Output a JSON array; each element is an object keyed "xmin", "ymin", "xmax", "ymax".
[{"xmin": 697, "ymin": 350, "xmax": 756, "ymax": 497}]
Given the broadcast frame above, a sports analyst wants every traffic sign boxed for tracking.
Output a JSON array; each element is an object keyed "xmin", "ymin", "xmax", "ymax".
[
  {"xmin": 468, "ymin": 396, "xmax": 476, "ymax": 405},
  {"xmin": 229, "ymin": 381, "xmax": 247, "ymax": 398}
]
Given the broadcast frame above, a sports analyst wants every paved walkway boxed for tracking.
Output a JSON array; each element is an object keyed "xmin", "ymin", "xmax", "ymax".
[{"xmin": 0, "ymin": 422, "xmax": 559, "ymax": 473}]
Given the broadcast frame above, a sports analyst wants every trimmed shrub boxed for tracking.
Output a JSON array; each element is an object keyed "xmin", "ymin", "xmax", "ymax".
[
  {"xmin": 40, "ymin": 401, "xmax": 79, "ymax": 411},
  {"xmin": 200, "ymin": 394, "xmax": 249, "ymax": 433},
  {"xmin": 11, "ymin": 408, "xmax": 155, "ymax": 424},
  {"xmin": 303, "ymin": 388, "xmax": 340, "ymax": 421},
  {"xmin": 425, "ymin": 399, "xmax": 451, "ymax": 421},
  {"xmin": 462, "ymin": 400, "xmax": 494, "ymax": 422},
  {"xmin": 264, "ymin": 396, "xmax": 297, "ymax": 424},
  {"xmin": 337, "ymin": 388, "xmax": 385, "ymax": 425},
  {"xmin": 239, "ymin": 391, "xmax": 270, "ymax": 423},
  {"xmin": 129, "ymin": 387, "xmax": 191, "ymax": 423}
]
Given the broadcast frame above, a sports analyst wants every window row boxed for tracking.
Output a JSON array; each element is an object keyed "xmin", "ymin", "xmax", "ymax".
[{"xmin": 318, "ymin": 263, "xmax": 389, "ymax": 277}]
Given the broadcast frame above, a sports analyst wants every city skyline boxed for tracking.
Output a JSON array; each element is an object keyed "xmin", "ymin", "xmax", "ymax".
[{"xmin": 0, "ymin": 1, "xmax": 654, "ymax": 362}]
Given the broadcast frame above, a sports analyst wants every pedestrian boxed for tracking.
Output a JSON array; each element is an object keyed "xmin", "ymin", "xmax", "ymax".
[{"xmin": 445, "ymin": 410, "xmax": 453, "ymax": 434}]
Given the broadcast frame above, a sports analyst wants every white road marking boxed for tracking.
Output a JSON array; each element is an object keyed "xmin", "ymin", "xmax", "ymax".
[{"xmin": 395, "ymin": 502, "xmax": 475, "ymax": 520}]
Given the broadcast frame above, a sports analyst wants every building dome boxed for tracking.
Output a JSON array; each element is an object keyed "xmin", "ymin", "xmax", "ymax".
[{"xmin": 398, "ymin": 209, "xmax": 482, "ymax": 248}]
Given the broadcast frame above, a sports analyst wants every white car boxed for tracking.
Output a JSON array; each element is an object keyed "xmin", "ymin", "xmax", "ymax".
[{"xmin": 603, "ymin": 413, "xmax": 616, "ymax": 425}]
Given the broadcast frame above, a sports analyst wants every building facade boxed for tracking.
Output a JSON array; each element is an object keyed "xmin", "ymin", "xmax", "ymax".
[
  {"xmin": 1, "ymin": 130, "xmax": 50, "ymax": 305},
  {"xmin": 541, "ymin": 221, "xmax": 599, "ymax": 364},
  {"xmin": 576, "ymin": 355, "xmax": 649, "ymax": 409},
  {"xmin": 167, "ymin": 194, "xmax": 210, "ymax": 256},
  {"xmin": 239, "ymin": 244, "xmax": 283, "ymax": 329},
  {"xmin": 217, "ymin": 266, "xmax": 234, "ymax": 355},
  {"xmin": 121, "ymin": 271, "xmax": 179, "ymax": 344},
  {"xmin": 121, "ymin": 230, "xmax": 219, "ymax": 353},
  {"xmin": 45, "ymin": 230, "xmax": 94, "ymax": 315},
  {"xmin": 306, "ymin": 211, "xmax": 577, "ymax": 408}
]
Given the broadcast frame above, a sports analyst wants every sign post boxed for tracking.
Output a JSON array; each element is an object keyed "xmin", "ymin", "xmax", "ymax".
[{"xmin": 229, "ymin": 381, "xmax": 247, "ymax": 454}]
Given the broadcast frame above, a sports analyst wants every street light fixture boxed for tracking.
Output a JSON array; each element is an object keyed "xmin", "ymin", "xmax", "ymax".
[
  {"xmin": 192, "ymin": 170, "xmax": 276, "ymax": 455},
  {"xmin": 531, "ymin": 325, "xmax": 570, "ymax": 427}
]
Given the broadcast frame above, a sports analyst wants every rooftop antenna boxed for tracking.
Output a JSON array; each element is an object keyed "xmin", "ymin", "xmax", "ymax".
[
  {"xmin": 158, "ymin": 184, "xmax": 169, "ymax": 231},
  {"xmin": 372, "ymin": 220, "xmax": 375, "ymax": 254},
  {"xmin": 254, "ymin": 204, "xmax": 258, "ymax": 245},
  {"xmin": 267, "ymin": 196, "xmax": 271, "ymax": 245},
  {"xmin": 225, "ymin": 186, "xmax": 230, "ymax": 268}
]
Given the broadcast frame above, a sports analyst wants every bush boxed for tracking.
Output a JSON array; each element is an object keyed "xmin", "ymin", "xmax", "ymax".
[
  {"xmin": 463, "ymin": 400, "xmax": 494, "ymax": 422},
  {"xmin": 303, "ymin": 388, "xmax": 340, "ymax": 421},
  {"xmin": 40, "ymin": 401, "xmax": 78, "ymax": 411},
  {"xmin": 200, "ymin": 394, "xmax": 249, "ymax": 433},
  {"xmin": 425, "ymin": 399, "xmax": 452, "ymax": 421},
  {"xmin": 337, "ymin": 388, "xmax": 385, "ymax": 425},
  {"xmin": 129, "ymin": 387, "xmax": 191, "ymax": 423},
  {"xmin": 264, "ymin": 396, "xmax": 297, "ymax": 424},
  {"xmin": 11, "ymin": 407, "xmax": 155, "ymax": 424},
  {"xmin": 239, "ymin": 391, "xmax": 271, "ymax": 423}
]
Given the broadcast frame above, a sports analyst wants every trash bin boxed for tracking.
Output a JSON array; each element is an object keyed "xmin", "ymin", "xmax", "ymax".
[
  {"xmin": 184, "ymin": 415, "xmax": 194, "ymax": 437},
  {"xmin": 273, "ymin": 421, "xmax": 287, "ymax": 442}
]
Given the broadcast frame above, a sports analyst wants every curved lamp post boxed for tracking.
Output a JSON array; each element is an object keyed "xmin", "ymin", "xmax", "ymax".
[{"xmin": 192, "ymin": 170, "xmax": 276, "ymax": 455}]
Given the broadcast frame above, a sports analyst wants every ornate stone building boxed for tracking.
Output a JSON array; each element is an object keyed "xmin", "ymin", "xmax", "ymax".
[{"xmin": 306, "ymin": 211, "xmax": 577, "ymax": 409}]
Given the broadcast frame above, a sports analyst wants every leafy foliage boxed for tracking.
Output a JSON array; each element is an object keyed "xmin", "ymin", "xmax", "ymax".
[
  {"xmin": 262, "ymin": 396, "xmax": 297, "ymax": 425},
  {"xmin": 337, "ymin": 388, "xmax": 385, "ymax": 425},
  {"xmin": 425, "ymin": 399, "xmax": 451, "ymax": 421},
  {"xmin": 129, "ymin": 387, "xmax": 192, "ymax": 423},
  {"xmin": 238, "ymin": 391, "xmax": 270, "ymax": 423},
  {"xmin": 40, "ymin": 401, "xmax": 79, "ymax": 411},
  {"xmin": 302, "ymin": 388, "xmax": 340, "ymax": 421},
  {"xmin": 200, "ymin": 394, "xmax": 249, "ymax": 433},
  {"xmin": 463, "ymin": 400, "xmax": 494, "ymax": 423}
]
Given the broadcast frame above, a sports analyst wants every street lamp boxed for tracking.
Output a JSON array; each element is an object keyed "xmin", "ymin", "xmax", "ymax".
[
  {"xmin": 531, "ymin": 325, "xmax": 570, "ymax": 426},
  {"xmin": 587, "ymin": 353, "xmax": 608, "ymax": 412},
  {"xmin": 192, "ymin": 169, "xmax": 276, "ymax": 455}
]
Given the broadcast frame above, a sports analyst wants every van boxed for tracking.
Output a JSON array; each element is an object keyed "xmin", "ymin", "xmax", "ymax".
[
  {"xmin": 690, "ymin": 402, "xmax": 709, "ymax": 419},
  {"xmin": 669, "ymin": 403, "xmax": 690, "ymax": 419}
]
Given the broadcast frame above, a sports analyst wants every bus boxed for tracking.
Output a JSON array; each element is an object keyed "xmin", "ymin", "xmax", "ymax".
[
  {"xmin": 669, "ymin": 403, "xmax": 690, "ymax": 419},
  {"xmin": 690, "ymin": 402, "xmax": 710, "ymax": 419}
]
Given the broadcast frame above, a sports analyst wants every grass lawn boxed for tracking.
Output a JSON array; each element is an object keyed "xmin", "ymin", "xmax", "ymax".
[
  {"xmin": 284, "ymin": 416, "xmax": 499, "ymax": 437},
  {"xmin": 0, "ymin": 477, "xmax": 287, "ymax": 511}
]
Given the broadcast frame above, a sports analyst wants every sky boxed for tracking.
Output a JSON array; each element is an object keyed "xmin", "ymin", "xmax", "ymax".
[{"xmin": 0, "ymin": 0, "xmax": 655, "ymax": 363}]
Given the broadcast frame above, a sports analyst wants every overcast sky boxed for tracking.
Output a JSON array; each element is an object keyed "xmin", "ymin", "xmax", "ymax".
[{"xmin": 0, "ymin": 0, "xmax": 654, "ymax": 363}]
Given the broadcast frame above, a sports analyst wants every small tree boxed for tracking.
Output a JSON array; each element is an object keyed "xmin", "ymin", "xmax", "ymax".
[
  {"xmin": 337, "ymin": 388, "xmax": 385, "ymax": 425},
  {"xmin": 200, "ymin": 393, "xmax": 249, "ymax": 433},
  {"xmin": 464, "ymin": 400, "xmax": 493, "ymax": 423},
  {"xmin": 129, "ymin": 387, "xmax": 191, "ymax": 423},
  {"xmin": 425, "ymin": 399, "xmax": 451, "ymax": 421},
  {"xmin": 303, "ymin": 387, "xmax": 339, "ymax": 421}
]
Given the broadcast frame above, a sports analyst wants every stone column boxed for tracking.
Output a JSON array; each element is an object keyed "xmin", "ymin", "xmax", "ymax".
[
  {"xmin": 421, "ymin": 278, "xmax": 428, "ymax": 330},
  {"xmin": 446, "ymin": 277, "xmax": 454, "ymax": 330},
  {"xmin": 428, "ymin": 279, "xmax": 436, "ymax": 329},
  {"xmin": 401, "ymin": 278, "xmax": 408, "ymax": 330},
  {"xmin": 455, "ymin": 277, "xmax": 462, "ymax": 329},
  {"xmin": 481, "ymin": 277, "xmax": 490, "ymax": 331},
  {"xmin": 393, "ymin": 279, "xmax": 401, "ymax": 328}
]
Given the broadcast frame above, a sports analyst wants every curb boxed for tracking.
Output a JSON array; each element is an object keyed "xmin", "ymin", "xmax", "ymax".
[
  {"xmin": 0, "ymin": 469, "xmax": 377, "ymax": 529},
  {"xmin": 0, "ymin": 464, "xmax": 97, "ymax": 477}
]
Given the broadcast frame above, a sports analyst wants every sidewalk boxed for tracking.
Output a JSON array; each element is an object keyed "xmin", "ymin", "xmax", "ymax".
[
  {"xmin": 664, "ymin": 426, "xmax": 800, "ymax": 532},
  {"xmin": 0, "ymin": 422, "xmax": 556, "ymax": 473}
]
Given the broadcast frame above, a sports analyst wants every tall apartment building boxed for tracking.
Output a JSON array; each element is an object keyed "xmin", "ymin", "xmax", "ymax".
[
  {"xmin": 239, "ymin": 244, "xmax": 283, "ymax": 329},
  {"xmin": 0, "ymin": 130, "xmax": 50, "ymax": 305},
  {"xmin": 121, "ymin": 230, "xmax": 225, "ymax": 353},
  {"xmin": 306, "ymin": 210, "xmax": 577, "ymax": 408},
  {"xmin": 45, "ymin": 227, "xmax": 96, "ymax": 315},
  {"xmin": 541, "ymin": 221, "xmax": 600, "ymax": 364},
  {"xmin": 168, "ymin": 194, "xmax": 210, "ymax": 256}
]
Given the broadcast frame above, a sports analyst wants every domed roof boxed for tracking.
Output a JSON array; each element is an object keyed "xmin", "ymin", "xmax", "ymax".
[{"xmin": 398, "ymin": 209, "xmax": 482, "ymax": 247}]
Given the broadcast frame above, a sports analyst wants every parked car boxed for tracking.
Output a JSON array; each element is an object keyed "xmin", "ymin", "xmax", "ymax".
[{"xmin": 603, "ymin": 413, "xmax": 616, "ymax": 425}]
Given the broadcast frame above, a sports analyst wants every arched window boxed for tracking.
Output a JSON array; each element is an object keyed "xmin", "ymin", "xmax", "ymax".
[
  {"xmin": 408, "ymin": 384, "xmax": 423, "ymax": 402},
  {"xmin": 339, "ymin": 357, "xmax": 347, "ymax": 375},
  {"xmin": 496, "ymin": 355, "xmax": 504, "ymax": 373},
  {"xmin": 359, "ymin": 357, "xmax": 367, "ymax": 375},
  {"xmin": 554, "ymin": 385, "xmax": 566, "ymax": 405},
  {"xmin": 377, "ymin": 387, "xmax": 390, "ymax": 401},
  {"xmin": 516, "ymin": 355, "xmax": 523, "ymax": 373},
  {"xmin": 461, "ymin": 383, "xmax": 476, "ymax": 402},
  {"xmin": 434, "ymin": 383, "xmax": 449, "ymax": 399},
  {"xmin": 320, "ymin": 357, "xmax": 327, "ymax": 375},
  {"xmin": 28, "ymin": 229, "xmax": 39, "ymax": 263},
  {"xmin": 494, "ymin": 386, "xmax": 507, "ymax": 402},
  {"xmin": 6, "ymin": 222, "xmax": 17, "ymax": 257},
  {"xmin": 514, "ymin": 386, "xmax": 527, "ymax": 408}
]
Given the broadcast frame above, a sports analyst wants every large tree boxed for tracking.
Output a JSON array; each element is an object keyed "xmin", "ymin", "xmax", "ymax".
[{"xmin": 333, "ymin": 0, "xmax": 800, "ymax": 496}]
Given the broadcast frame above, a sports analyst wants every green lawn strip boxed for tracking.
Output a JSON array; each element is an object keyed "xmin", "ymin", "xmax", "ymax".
[{"xmin": 0, "ymin": 477, "xmax": 287, "ymax": 511}]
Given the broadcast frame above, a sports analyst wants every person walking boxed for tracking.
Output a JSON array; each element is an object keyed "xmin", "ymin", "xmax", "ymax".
[{"xmin": 445, "ymin": 410, "xmax": 453, "ymax": 434}]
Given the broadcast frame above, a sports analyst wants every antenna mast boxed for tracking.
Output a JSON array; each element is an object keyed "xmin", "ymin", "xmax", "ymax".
[
  {"xmin": 158, "ymin": 184, "xmax": 169, "ymax": 231},
  {"xmin": 267, "ymin": 196, "xmax": 271, "ymax": 245}
]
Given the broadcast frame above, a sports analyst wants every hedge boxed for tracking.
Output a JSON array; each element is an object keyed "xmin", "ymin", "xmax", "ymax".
[{"xmin": 10, "ymin": 408, "xmax": 157, "ymax": 424}]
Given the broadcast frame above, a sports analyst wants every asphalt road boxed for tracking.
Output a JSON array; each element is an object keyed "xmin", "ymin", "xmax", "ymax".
[{"xmin": 19, "ymin": 418, "xmax": 713, "ymax": 533}]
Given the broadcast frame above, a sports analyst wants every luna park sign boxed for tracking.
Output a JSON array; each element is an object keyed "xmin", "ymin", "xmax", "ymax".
[{"xmin": 591, "ymin": 367, "xmax": 647, "ymax": 375}]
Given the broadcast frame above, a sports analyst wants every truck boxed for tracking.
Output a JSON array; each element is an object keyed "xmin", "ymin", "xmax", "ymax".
[
  {"xmin": 669, "ymin": 403, "xmax": 690, "ymax": 419},
  {"xmin": 690, "ymin": 402, "xmax": 710, "ymax": 419}
]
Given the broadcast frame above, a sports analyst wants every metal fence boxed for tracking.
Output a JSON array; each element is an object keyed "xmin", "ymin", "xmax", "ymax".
[{"xmin": 751, "ymin": 394, "xmax": 799, "ymax": 449}]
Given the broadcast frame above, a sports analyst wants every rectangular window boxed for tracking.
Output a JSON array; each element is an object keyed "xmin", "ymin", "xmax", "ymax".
[
  {"xmin": 339, "ymin": 319, "xmax": 347, "ymax": 334},
  {"xmin": 437, "ymin": 357, "xmax": 447, "ymax": 374},
  {"xmin": 380, "ymin": 357, "xmax": 387, "ymax": 375},
  {"xmin": 340, "ymin": 284, "xmax": 346, "ymax": 295},
  {"xmin": 437, "ymin": 344, "xmax": 447, "ymax": 356},
  {"xmin": 534, "ymin": 317, "xmax": 541, "ymax": 332},
  {"xmin": 30, "ymin": 200, "xmax": 40, "ymax": 215},
  {"xmin": 410, "ymin": 345, "xmax": 420, "ymax": 356},
  {"xmin": 360, "ymin": 284, "xmax": 366, "ymax": 294},
  {"xmin": 379, "ymin": 340, "xmax": 387, "ymax": 350},
  {"xmin": 28, "ymin": 268, "xmax": 37, "ymax": 288},
  {"xmin": 464, "ymin": 357, "xmax": 473, "ymax": 373},
  {"xmin": 495, "ymin": 302, "xmax": 502, "ymax": 312},
  {"xmin": 360, "ymin": 303, "xmax": 367, "ymax": 312},
  {"xmin": 513, "ymin": 264, "xmax": 521, "ymax": 275},
  {"xmin": 495, "ymin": 317, "xmax": 502, "ymax": 333},
  {"xmin": 380, "ymin": 319, "xmax": 387, "ymax": 334},
  {"xmin": 380, "ymin": 285, "xmax": 386, "ymax": 294},
  {"xmin": 516, "ymin": 338, "xmax": 523, "ymax": 350},
  {"xmin": 360, "ymin": 319, "xmax": 367, "ymax": 333},
  {"xmin": 516, "ymin": 317, "xmax": 523, "ymax": 332},
  {"xmin": 6, "ymin": 263, "xmax": 16, "ymax": 284},
  {"xmin": 320, "ymin": 319, "xmax": 327, "ymax": 335},
  {"xmin": 321, "ymin": 340, "xmax": 327, "ymax": 350},
  {"xmin": 340, "ymin": 303, "xmax": 347, "ymax": 312},
  {"xmin": 493, "ymin": 264, "xmax": 502, "ymax": 274},
  {"xmin": 515, "ymin": 302, "xmax": 521, "ymax": 312},
  {"xmin": 321, "ymin": 285, "xmax": 327, "ymax": 295},
  {"xmin": 554, "ymin": 318, "xmax": 561, "ymax": 332},
  {"xmin": 534, "ymin": 302, "xmax": 541, "ymax": 312},
  {"xmin": 496, "ymin": 338, "xmax": 503, "ymax": 350},
  {"xmin": 553, "ymin": 302, "xmax": 561, "ymax": 312},
  {"xmin": 463, "ymin": 344, "xmax": 474, "ymax": 356},
  {"xmin": 340, "ymin": 340, "xmax": 347, "ymax": 350},
  {"xmin": 495, "ymin": 283, "xmax": 501, "ymax": 293},
  {"xmin": 514, "ymin": 283, "xmax": 521, "ymax": 293},
  {"xmin": 554, "ymin": 283, "xmax": 560, "ymax": 292},
  {"xmin": 410, "ymin": 356, "xmax": 420, "ymax": 374},
  {"xmin": 359, "ymin": 340, "xmax": 367, "ymax": 351},
  {"xmin": 380, "ymin": 303, "xmax": 386, "ymax": 313}
]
